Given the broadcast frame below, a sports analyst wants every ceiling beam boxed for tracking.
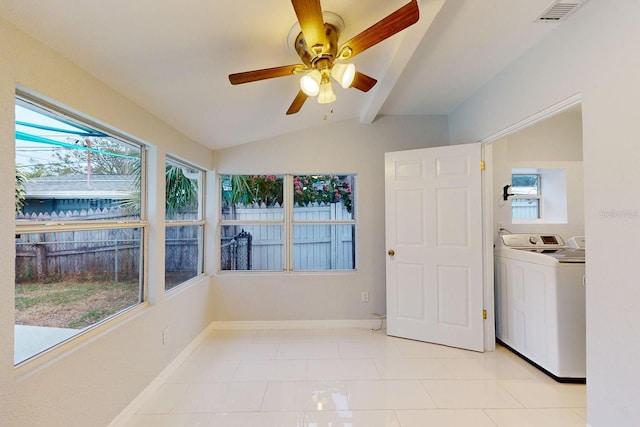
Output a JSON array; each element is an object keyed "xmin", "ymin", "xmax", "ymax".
[{"xmin": 360, "ymin": 0, "xmax": 447, "ymax": 124}]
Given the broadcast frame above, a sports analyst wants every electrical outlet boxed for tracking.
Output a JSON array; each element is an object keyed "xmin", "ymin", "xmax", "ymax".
[
  {"xmin": 162, "ymin": 328, "xmax": 169, "ymax": 345},
  {"xmin": 361, "ymin": 291, "xmax": 369, "ymax": 302}
]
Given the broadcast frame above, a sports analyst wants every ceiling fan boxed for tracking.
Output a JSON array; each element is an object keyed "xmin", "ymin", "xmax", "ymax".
[{"xmin": 228, "ymin": 0, "xmax": 420, "ymax": 115}]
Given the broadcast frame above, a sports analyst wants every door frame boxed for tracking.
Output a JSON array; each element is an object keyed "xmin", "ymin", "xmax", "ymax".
[
  {"xmin": 478, "ymin": 93, "xmax": 583, "ymax": 352},
  {"xmin": 481, "ymin": 143, "xmax": 496, "ymax": 351}
]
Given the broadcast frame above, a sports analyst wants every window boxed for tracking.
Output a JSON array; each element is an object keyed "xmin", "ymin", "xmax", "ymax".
[
  {"xmin": 511, "ymin": 168, "xmax": 568, "ymax": 223},
  {"xmin": 14, "ymin": 94, "xmax": 145, "ymax": 365},
  {"xmin": 511, "ymin": 173, "xmax": 542, "ymax": 219},
  {"xmin": 219, "ymin": 174, "xmax": 356, "ymax": 272},
  {"xmin": 165, "ymin": 157, "xmax": 204, "ymax": 290}
]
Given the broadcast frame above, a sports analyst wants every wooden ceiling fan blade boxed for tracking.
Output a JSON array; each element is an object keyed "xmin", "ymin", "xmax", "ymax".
[
  {"xmin": 286, "ymin": 90, "xmax": 309, "ymax": 115},
  {"xmin": 291, "ymin": 0, "xmax": 327, "ymax": 55},
  {"xmin": 229, "ymin": 64, "xmax": 305, "ymax": 85},
  {"xmin": 351, "ymin": 72, "xmax": 377, "ymax": 92},
  {"xmin": 338, "ymin": 0, "xmax": 419, "ymax": 59}
]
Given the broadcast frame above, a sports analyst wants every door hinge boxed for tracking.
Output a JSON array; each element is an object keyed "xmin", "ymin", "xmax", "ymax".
[
  {"xmin": 480, "ymin": 161, "xmax": 486, "ymax": 171},
  {"xmin": 483, "ymin": 309, "xmax": 487, "ymax": 320}
]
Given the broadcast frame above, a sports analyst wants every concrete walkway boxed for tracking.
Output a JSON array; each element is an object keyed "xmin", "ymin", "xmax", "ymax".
[{"xmin": 14, "ymin": 324, "xmax": 79, "ymax": 364}]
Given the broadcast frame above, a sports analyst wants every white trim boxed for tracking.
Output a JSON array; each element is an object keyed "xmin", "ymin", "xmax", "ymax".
[
  {"xmin": 481, "ymin": 144, "xmax": 496, "ymax": 352},
  {"xmin": 14, "ymin": 303, "xmax": 150, "ymax": 378},
  {"xmin": 15, "ymin": 220, "xmax": 147, "ymax": 234},
  {"xmin": 479, "ymin": 93, "xmax": 582, "ymax": 144},
  {"xmin": 218, "ymin": 174, "xmax": 357, "ymax": 273},
  {"xmin": 210, "ymin": 319, "xmax": 373, "ymax": 330},
  {"xmin": 107, "ymin": 322, "xmax": 217, "ymax": 427},
  {"xmin": 477, "ymin": 95, "xmax": 581, "ymax": 352}
]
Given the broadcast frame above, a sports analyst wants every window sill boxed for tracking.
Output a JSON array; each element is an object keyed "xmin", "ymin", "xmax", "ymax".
[
  {"xmin": 13, "ymin": 302, "xmax": 150, "ymax": 379},
  {"xmin": 215, "ymin": 269, "xmax": 359, "ymax": 277},
  {"xmin": 512, "ymin": 219, "xmax": 568, "ymax": 225}
]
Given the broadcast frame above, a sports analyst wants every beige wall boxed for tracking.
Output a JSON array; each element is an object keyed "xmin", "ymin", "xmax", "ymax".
[
  {"xmin": 0, "ymin": 16, "xmax": 449, "ymax": 425},
  {"xmin": 212, "ymin": 115, "xmax": 449, "ymax": 321},
  {"xmin": 449, "ymin": 1, "xmax": 640, "ymax": 425},
  {"xmin": 7, "ymin": 0, "xmax": 636, "ymax": 425},
  {"xmin": 0, "ymin": 18, "xmax": 215, "ymax": 426},
  {"xmin": 492, "ymin": 108, "xmax": 584, "ymax": 240}
]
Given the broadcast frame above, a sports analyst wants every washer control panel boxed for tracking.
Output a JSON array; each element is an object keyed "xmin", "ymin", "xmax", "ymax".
[{"xmin": 498, "ymin": 233, "xmax": 565, "ymax": 249}]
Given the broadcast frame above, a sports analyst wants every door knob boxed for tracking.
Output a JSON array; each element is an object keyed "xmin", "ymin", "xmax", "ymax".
[{"xmin": 388, "ymin": 249, "xmax": 395, "ymax": 256}]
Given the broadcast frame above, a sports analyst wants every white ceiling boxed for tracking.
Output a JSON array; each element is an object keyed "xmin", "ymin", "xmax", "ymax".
[{"xmin": 0, "ymin": 0, "xmax": 569, "ymax": 149}]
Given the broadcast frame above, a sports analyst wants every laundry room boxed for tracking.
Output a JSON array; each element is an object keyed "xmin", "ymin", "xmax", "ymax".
[
  {"xmin": 491, "ymin": 105, "xmax": 586, "ymax": 382},
  {"xmin": 492, "ymin": 105, "xmax": 584, "ymax": 240}
]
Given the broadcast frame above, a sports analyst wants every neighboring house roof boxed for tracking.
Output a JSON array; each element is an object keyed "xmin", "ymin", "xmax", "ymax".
[{"xmin": 24, "ymin": 174, "xmax": 135, "ymax": 199}]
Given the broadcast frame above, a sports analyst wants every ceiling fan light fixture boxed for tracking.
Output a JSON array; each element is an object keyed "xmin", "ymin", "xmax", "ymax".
[
  {"xmin": 300, "ymin": 70, "xmax": 322, "ymax": 96},
  {"xmin": 331, "ymin": 63, "xmax": 356, "ymax": 88},
  {"xmin": 317, "ymin": 80, "xmax": 336, "ymax": 104},
  {"xmin": 230, "ymin": 0, "xmax": 420, "ymax": 115}
]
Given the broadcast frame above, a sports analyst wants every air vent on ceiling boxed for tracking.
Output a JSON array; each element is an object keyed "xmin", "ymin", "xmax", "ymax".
[{"xmin": 536, "ymin": 0, "xmax": 588, "ymax": 22}]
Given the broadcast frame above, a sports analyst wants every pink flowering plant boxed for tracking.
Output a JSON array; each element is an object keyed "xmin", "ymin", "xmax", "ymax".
[
  {"xmin": 222, "ymin": 174, "xmax": 353, "ymax": 212},
  {"xmin": 293, "ymin": 175, "xmax": 353, "ymax": 212}
]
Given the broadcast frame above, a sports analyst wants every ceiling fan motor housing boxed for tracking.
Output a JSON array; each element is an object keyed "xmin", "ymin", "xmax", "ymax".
[{"xmin": 294, "ymin": 21, "xmax": 341, "ymax": 70}]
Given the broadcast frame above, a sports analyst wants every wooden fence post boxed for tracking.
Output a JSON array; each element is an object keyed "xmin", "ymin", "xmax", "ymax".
[{"xmin": 34, "ymin": 233, "xmax": 48, "ymax": 280}]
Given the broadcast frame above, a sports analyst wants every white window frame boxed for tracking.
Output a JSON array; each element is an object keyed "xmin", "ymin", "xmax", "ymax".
[
  {"xmin": 511, "ymin": 168, "xmax": 568, "ymax": 224},
  {"xmin": 511, "ymin": 172, "xmax": 543, "ymax": 222},
  {"xmin": 14, "ymin": 91, "xmax": 148, "ymax": 365},
  {"xmin": 218, "ymin": 174, "xmax": 357, "ymax": 273},
  {"xmin": 164, "ymin": 156, "xmax": 205, "ymax": 290}
]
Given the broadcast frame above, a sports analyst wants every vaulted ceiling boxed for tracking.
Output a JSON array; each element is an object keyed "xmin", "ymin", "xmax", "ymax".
[{"xmin": 0, "ymin": 0, "xmax": 574, "ymax": 149}]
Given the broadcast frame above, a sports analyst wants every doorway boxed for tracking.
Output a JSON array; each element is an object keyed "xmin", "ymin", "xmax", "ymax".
[
  {"xmin": 489, "ymin": 104, "xmax": 584, "ymax": 241},
  {"xmin": 383, "ymin": 99, "xmax": 584, "ymax": 355},
  {"xmin": 486, "ymin": 101, "xmax": 585, "ymax": 381}
]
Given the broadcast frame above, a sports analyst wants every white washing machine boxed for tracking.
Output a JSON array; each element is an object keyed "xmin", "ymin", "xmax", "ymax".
[{"xmin": 494, "ymin": 233, "xmax": 586, "ymax": 382}]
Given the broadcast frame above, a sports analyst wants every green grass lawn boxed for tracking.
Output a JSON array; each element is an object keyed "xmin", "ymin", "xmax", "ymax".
[{"xmin": 15, "ymin": 279, "xmax": 140, "ymax": 329}]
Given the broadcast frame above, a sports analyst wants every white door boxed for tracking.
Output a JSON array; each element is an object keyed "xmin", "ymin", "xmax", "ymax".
[{"xmin": 385, "ymin": 143, "xmax": 484, "ymax": 352}]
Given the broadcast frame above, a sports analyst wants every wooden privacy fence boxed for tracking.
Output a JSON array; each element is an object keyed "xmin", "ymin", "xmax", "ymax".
[
  {"xmin": 15, "ymin": 227, "xmax": 142, "ymax": 282},
  {"xmin": 15, "ymin": 208, "xmax": 198, "ymax": 282},
  {"xmin": 222, "ymin": 202, "xmax": 354, "ymax": 270},
  {"xmin": 15, "ymin": 203, "xmax": 354, "ymax": 277}
]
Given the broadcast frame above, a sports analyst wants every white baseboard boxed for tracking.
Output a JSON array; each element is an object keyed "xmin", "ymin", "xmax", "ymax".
[
  {"xmin": 210, "ymin": 318, "xmax": 377, "ymax": 330},
  {"xmin": 107, "ymin": 322, "xmax": 217, "ymax": 427}
]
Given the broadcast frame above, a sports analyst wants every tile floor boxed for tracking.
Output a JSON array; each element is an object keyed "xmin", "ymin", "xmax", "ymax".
[{"xmin": 122, "ymin": 328, "xmax": 586, "ymax": 427}]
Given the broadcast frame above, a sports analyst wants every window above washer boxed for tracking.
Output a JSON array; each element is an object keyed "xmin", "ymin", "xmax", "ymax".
[{"xmin": 511, "ymin": 168, "xmax": 567, "ymax": 224}]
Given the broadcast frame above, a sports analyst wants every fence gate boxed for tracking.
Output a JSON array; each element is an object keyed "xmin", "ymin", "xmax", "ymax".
[{"xmin": 221, "ymin": 230, "xmax": 252, "ymax": 270}]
